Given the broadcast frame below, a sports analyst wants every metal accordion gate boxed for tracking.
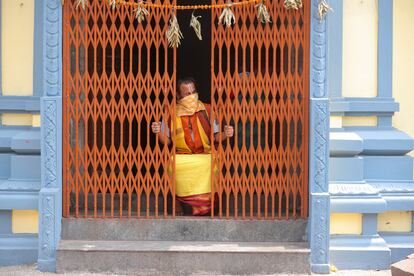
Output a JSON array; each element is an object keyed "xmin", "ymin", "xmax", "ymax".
[{"xmin": 62, "ymin": 0, "xmax": 309, "ymax": 219}]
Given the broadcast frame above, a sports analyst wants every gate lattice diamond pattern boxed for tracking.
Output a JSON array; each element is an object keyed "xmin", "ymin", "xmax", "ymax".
[
  {"xmin": 210, "ymin": 0, "xmax": 309, "ymax": 219},
  {"xmin": 63, "ymin": 0, "xmax": 177, "ymax": 218},
  {"xmin": 63, "ymin": 0, "xmax": 309, "ymax": 219}
]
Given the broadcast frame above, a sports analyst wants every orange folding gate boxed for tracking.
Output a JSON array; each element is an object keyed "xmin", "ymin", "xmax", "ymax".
[{"xmin": 62, "ymin": 0, "xmax": 309, "ymax": 219}]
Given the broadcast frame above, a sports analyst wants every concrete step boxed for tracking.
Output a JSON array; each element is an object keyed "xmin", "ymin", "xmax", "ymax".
[
  {"xmin": 57, "ymin": 240, "xmax": 310, "ymax": 275},
  {"xmin": 62, "ymin": 218, "xmax": 308, "ymax": 242}
]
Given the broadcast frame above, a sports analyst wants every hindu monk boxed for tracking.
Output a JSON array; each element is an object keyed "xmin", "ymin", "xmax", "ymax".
[{"xmin": 151, "ymin": 77, "xmax": 234, "ymax": 215}]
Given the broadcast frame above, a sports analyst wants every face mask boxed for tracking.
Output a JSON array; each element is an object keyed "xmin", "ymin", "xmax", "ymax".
[{"xmin": 178, "ymin": 93, "xmax": 198, "ymax": 109}]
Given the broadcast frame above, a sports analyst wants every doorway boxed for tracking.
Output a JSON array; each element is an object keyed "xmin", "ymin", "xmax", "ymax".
[
  {"xmin": 176, "ymin": 0, "xmax": 211, "ymax": 103},
  {"xmin": 62, "ymin": 0, "xmax": 310, "ymax": 219}
]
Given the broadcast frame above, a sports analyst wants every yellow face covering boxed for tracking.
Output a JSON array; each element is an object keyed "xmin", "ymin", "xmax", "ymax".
[{"xmin": 176, "ymin": 93, "xmax": 205, "ymax": 116}]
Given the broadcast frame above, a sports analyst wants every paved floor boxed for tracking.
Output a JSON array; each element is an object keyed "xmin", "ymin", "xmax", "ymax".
[{"xmin": 0, "ymin": 264, "xmax": 392, "ymax": 276}]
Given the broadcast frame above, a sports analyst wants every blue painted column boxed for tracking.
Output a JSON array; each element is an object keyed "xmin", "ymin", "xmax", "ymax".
[
  {"xmin": 37, "ymin": 0, "xmax": 63, "ymax": 272},
  {"xmin": 309, "ymin": 0, "xmax": 330, "ymax": 273}
]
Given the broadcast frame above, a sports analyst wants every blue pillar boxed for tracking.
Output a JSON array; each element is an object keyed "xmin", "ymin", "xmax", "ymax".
[
  {"xmin": 309, "ymin": 0, "xmax": 330, "ymax": 273},
  {"xmin": 37, "ymin": 0, "xmax": 63, "ymax": 272}
]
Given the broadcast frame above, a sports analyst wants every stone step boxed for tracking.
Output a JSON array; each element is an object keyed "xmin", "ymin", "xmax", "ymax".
[
  {"xmin": 62, "ymin": 218, "xmax": 308, "ymax": 242},
  {"xmin": 56, "ymin": 240, "xmax": 310, "ymax": 275}
]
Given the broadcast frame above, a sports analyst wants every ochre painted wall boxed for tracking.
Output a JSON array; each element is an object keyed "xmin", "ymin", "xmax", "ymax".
[
  {"xmin": 12, "ymin": 210, "xmax": 38, "ymax": 234},
  {"xmin": 330, "ymin": 116, "xmax": 377, "ymax": 128},
  {"xmin": 342, "ymin": 0, "xmax": 378, "ymax": 98},
  {"xmin": 1, "ymin": 114, "xmax": 39, "ymax": 127},
  {"xmin": 330, "ymin": 213, "xmax": 363, "ymax": 235},
  {"xmin": 342, "ymin": 116, "xmax": 377, "ymax": 127},
  {"xmin": 1, "ymin": 0, "xmax": 34, "ymax": 95},
  {"xmin": 393, "ymin": 0, "xmax": 414, "ymax": 165},
  {"xmin": 378, "ymin": 211, "xmax": 412, "ymax": 232}
]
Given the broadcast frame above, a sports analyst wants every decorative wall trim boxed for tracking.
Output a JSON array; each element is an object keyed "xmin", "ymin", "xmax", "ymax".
[
  {"xmin": 0, "ymin": 235, "xmax": 38, "ymax": 266},
  {"xmin": 330, "ymin": 235, "xmax": 391, "ymax": 270},
  {"xmin": 0, "ymin": 211, "xmax": 12, "ymax": 234},
  {"xmin": 330, "ymin": 97, "xmax": 399, "ymax": 116},
  {"xmin": 0, "ymin": 191, "xmax": 39, "ymax": 209},
  {"xmin": 0, "ymin": 180, "xmax": 40, "ymax": 191},
  {"xmin": 377, "ymin": 0, "xmax": 393, "ymax": 99},
  {"xmin": 43, "ymin": 0, "xmax": 62, "ymax": 97},
  {"xmin": 309, "ymin": 0, "xmax": 330, "ymax": 273},
  {"xmin": 311, "ymin": 100, "xmax": 329, "ymax": 193},
  {"xmin": 330, "ymin": 129, "xmax": 413, "ymax": 157},
  {"xmin": 38, "ymin": 0, "xmax": 63, "ymax": 271},
  {"xmin": 310, "ymin": 194, "xmax": 330, "ymax": 273},
  {"xmin": 33, "ymin": 0, "xmax": 44, "ymax": 97},
  {"xmin": 0, "ymin": 128, "xmax": 41, "ymax": 153},
  {"xmin": 0, "ymin": 96, "xmax": 41, "ymax": 112},
  {"xmin": 38, "ymin": 97, "xmax": 62, "ymax": 272}
]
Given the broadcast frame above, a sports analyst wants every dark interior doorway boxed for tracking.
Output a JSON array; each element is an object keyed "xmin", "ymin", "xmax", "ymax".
[{"xmin": 176, "ymin": 0, "xmax": 211, "ymax": 103}]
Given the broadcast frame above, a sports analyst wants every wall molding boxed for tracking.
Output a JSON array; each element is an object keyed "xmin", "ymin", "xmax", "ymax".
[
  {"xmin": 38, "ymin": 0, "xmax": 62, "ymax": 272},
  {"xmin": 309, "ymin": 0, "xmax": 330, "ymax": 273},
  {"xmin": 330, "ymin": 97, "xmax": 399, "ymax": 116},
  {"xmin": 0, "ymin": 96, "xmax": 41, "ymax": 113},
  {"xmin": 0, "ymin": 235, "xmax": 38, "ymax": 266},
  {"xmin": 377, "ymin": 0, "xmax": 393, "ymax": 98}
]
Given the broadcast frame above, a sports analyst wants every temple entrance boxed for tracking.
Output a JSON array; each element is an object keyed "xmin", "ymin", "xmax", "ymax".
[{"xmin": 62, "ymin": 0, "xmax": 309, "ymax": 219}]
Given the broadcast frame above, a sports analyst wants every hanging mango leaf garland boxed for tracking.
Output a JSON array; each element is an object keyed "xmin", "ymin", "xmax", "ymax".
[
  {"xmin": 219, "ymin": 1, "xmax": 236, "ymax": 28},
  {"xmin": 134, "ymin": 0, "xmax": 149, "ymax": 23},
  {"xmin": 190, "ymin": 12, "xmax": 203, "ymax": 40},
  {"xmin": 256, "ymin": 1, "xmax": 271, "ymax": 24},
  {"xmin": 166, "ymin": 12, "xmax": 184, "ymax": 48},
  {"xmin": 75, "ymin": 0, "xmax": 88, "ymax": 10},
  {"xmin": 283, "ymin": 0, "xmax": 302, "ymax": 10},
  {"xmin": 317, "ymin": 0, "xmax": 332, "ymax": 21},
  {"xmin": 109, "ymin": 0, "xmax": 118, "ymax": 9},
  {"xmin": 72, "ymin": 0, "xmax": 291, "ymax": 45}
]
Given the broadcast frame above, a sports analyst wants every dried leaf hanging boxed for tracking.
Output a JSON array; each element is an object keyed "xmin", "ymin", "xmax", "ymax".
[
  {"xmin": 190, "ymin": 12, "xmax": 203, "ymax": 40},
  {"xmin": 108, "ymin": 0, "xmax": 117, "ymax": 10},
  {"xmin": 284, "ymin": 0, "xmax": 302, "ymax": 10},
  {"xmin": 134, "ymin": 1, "xmax": 149, "ymax": 23},
  {"xmin": 218, "ymin": 2, "xmax": 236, "ymax": 28},
  {"xmin": 318, "ymin": 0, "xmax": 332, "ymax": 21},
  {"xmin": 166, "ymin": 13, "xmax": 184, "ymax": 48},
  {"xmin": 75, "ymin": 0, "xmax": 88, "ymax": 10},
  {"xmin": 256, "ymin": 2, "xmax": 271, "ymax": 24}
]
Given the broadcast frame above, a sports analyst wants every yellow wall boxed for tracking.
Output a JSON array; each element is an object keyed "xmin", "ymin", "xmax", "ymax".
[
  {"xmin": 378, "ymin": 211, "xmax": 412, "ymax": 232},
  {"xmin": 393, "ymin": 0, "xmax": 414, "ymax": 165},
  {"xmin": 343, "ymin": 0, "xmax": 378, "ymax": 98},
  {"xmin": 32, "ymin": 114, "xmax": 41, "ymax": 127},
  {"xmin": 330, "ymin": 116, "xmax": 343, "ymax": 129},
  {"xmin": 1, "ymin": 0, "xmax": 34, "ymax": 95},
  {"xmin": 12, "ymin": 210, "xmax": 38, "ymax": 234},
  {"xmin": 330, "ymin": 116, "xmax": 377, "ymax": 128},
  {"xmin": 330, "ymin": 213, "xmax": 363, "ymax": 235},
  {"xmin": 1, "ymin": 113, "xmax": 38, "ymax": 126},
  {"xmin": 342, "ymin": 116, "xmax": 377, "ymax": 127}
]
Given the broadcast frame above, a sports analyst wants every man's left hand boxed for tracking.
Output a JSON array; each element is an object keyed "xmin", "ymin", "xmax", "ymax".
[{"xmin": 224, "ymin": 125, "xmax": 234, "ymax": 137}]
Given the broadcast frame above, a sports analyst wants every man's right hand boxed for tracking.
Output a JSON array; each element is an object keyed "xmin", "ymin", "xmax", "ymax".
[{"xmin": 151, "ymin": 122, "xmax": 161, "ymax": 134}]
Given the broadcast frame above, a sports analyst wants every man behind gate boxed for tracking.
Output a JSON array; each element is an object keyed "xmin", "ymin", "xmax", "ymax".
[{"xmin": 152, "ymin": 78, "xmax": 234, "ymax": 215}]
